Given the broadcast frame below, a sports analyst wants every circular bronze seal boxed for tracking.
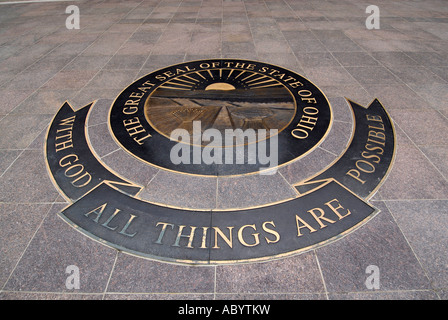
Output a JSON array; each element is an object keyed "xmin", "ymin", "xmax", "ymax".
[{"xmin": 109, "ymin": 59, "xmax": 332, "ymax": 176}]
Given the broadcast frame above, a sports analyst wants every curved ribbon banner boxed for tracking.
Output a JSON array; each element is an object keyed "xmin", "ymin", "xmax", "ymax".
[
  {"xmin": 46, "ymin": 98, "xmax": 395, "ymax": 265},
  {"xmin": 295, "ymin": 99, "xmax": 396, "ymax": 200},
  {"xmin": 45, "ymin": 101, "xmax": 142, "ymax": 201}
]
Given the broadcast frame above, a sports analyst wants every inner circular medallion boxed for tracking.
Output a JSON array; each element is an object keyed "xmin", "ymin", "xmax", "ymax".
[
  {"xmin": 144, "ymin": 69, "xmax": 296, "ymax": 146},
  {"xmin": 109, "ymin": 59, "xmax": 333, "ymax": 176}
]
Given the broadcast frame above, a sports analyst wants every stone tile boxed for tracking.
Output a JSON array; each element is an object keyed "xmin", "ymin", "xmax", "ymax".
[
  {"xmin": 11, "ymin": 89, "xmax": 75, "ymax": 115},
  {"xmin": 320, "ymin": 84, "xmax": 371, "ymax": 106},
  {"xmin": 365, "ymin": 84, "xmax": 428, "ymax": 110},
  {"xmin": 101, "ymin": 148, "xmax": 159, "ymax": 189},
  {"xmin": 87, "ymin": 123, "xmax": 121, "ymax": 158},
  {"xmin": 439, "ymin": 289, "xmax": 448, "ymax": 300},
  {"xmin": 345, "ymin": 66, "xmax": 400, "ymax": 85},
  {"xmin": 26, "ymin": 125, "xmax": 49, "ymax": 151},
  {"xmin": 388, "ymin": 109, "xmax": 448, "ymax": 146},
  {"xmin": 216, "ymin": 172, "xmax": 297, "ymax": 210},
  {"xmin": 328, "ymin": 97, "xmax": 353, "ymax": 123},
  {"xmin": 86, "ymin": 99, "xmax": 113, "ymax": 127},
  {"xmin": 82, "ymin": 33, "xmax": 131, "ymax": 56},
  {"xmin": 63, "ymin": 55, "xmax": 112, "ymax": 71},
  {"xmin": 20, "ymin": 56, "xmax": 71, "ymax": 75},
  {"xmin": 215, "ymin": 293, "xmax": 326, "ymax": 300},
  {"xmin": 222, "ymin": 52, "xmax": 259, "ymax": 61},
  {"xmin": 107, "ymin": 23, "xmax": 140, "ymax": 33},
  {"xmin": 0, "ymin": 150, "xmax": 59, "ymax": 203},
  {"xmin": 420, "ymin": 146, "xmax": 448, "ymax": 179},
  {"xmin": 106, "ymin": 252, "xmax": 215, "ymax": 293},
  {"xmin": 7, "ymin": 69, "xmax": 57, "ymax": 91},
  {"xmin": 377, "ymin": 135, "xmax": 448, "ymax": 200},
  {"xmin": 0, "ymin": 42, "xmax": 57, "ymax": 74},
  {"xmin": 316, "ymin": 201, "xmax": 431, "ymax": 292},
  {"xmin": 215, "ymin": 252, "xmax": 325, "ymax": 293},
  {"xmin": 42, "ymin": 70, "xmax": 98, "ymax": 90},
  {"xmin": 222, "ymin": 32, "xmax": 252, "ymax": 43},
  {"xmin": 277, "ymin": 21, "xmax": 308, "ymax": 31},
  {"xmin": 303, "ymin": 67, "xmax": 358, "ymax": 87},
  {"xmin": 406, "ymin": 82, "xmax": 448, "ymax": 111},
  {"xmin": 222, "ymin": 23, "xmax": 251, "ymax": 33},
  {"xmin": 0, "ymin": 71, "xmax": 16, "ymax": 88},
  {"xmin": 386, "ymin": 200, "xmax": 448, "ymax": 289},
  {"xmin": 311, "ymin": 30, "xmax": 350, "ymax": 40},
  {"xmin": 141, "ymin": 170, "xmax": 217, "ymax": 210},
  {"xmin": 70, "ymin": 88, "xmax": 120, "ymax": 108},
  {"xmin": 256, "ymin": 53, "xmax": 302, "ymax": 72},
  {"xmin": 129, "ymin": 31, "xmax": 163, "ymax": 44},
  {"xmin": 0, "ymin": 203, "xmax": 52, "ymax": 288},
  {"xmin": 0, "ymin": 89, "xmax": 31, "ymax": 114},
  {"xmin": 187, "ymin": 32, "xmax": 221, "ymax": 55},
  {"xmin": 319, "ymin": 38, "xmax": 363, "ymax": 52},
  {"xmin": 329, "ymin": 291, "xmax": 439, "ymax": 300},
  {"xmin": 295, "ymin": 52, "xmax": 340, "ymax": 67},
  {"xmin": 389, "ymin": 40, "xmax": 436, "ymax": 52},
  {"xmin": 104, "ymin": 293, "xmax": 214, "ymax": 300},
  {"xmin": 355, "ymin": 39, "xmax": 402, "ymax": 52},
  {"xmin": 114, "ymin": 40, "xmax": 153, "ymax": 56},
  {"xmin": 45, "ymin": 41, "xmax": 93, "ymax": 60},
  {"xmin": 0, "ymin": 150, "xmax": 21, "ymax": 176},
  {"xmin": 282, "ymin": 30, "xmax": 317, "ymax": 41},
  {"xmin": 251, "ymin": 29, "xmax": 284, "ymax": 43},
  {"xmin": 371, "ymin": 52, "xmax": 420, "ymax": 68},
  {"xmin": 405, "ymin": 52, "xmax": 448, "ymax": 67},
  {"xmin": 88, "ymin": 69, "xmax": 139, "ymax": 89},
  {"xmin": 428, "ymin": 66, "xmax": 448, "ymax": 82},
  {"xmin": 140, "ymin": 54, "xmax": 185, "ymax": 73},
  {"xmin": 387, "ymin": 66, "xmax": 447, "ymax": 85},
  {"xmin": 151, "ymin": 32, "xmax": 192, "ymax": 55},
  {"xmin": 279, "ymin": 147, "xmax": 336, "ymax": 185},
  {"xmin": 332, "ymin": 52, "xmax": 380, "ymax": 67},
  {"xmin": 185, "ymin": 53, "xmax": 221, "ymax": 61},
  {"xmin": 255, "ymin": 39, "xmax": 292, "ymax": 53},
  {"xmin": 222, "ymin": 41, "xmax": 256, "ymax": 54},
  {"xmin": 194, "ymin": 22, "xmax": 221, "ymax": 33},
  {"xmin": 0, "ymin": 292, "xmax": 102, "ymax": 300},
  {"xmin": 103, "ymin": 54, "xmax": 147, "ymax": 70},
  {"xmin": 319, "ymin": 120, "xmax": 352, "ymax": 156},
  {"xmin": 290, "ymin": 40, "xmax": 328, "ymax": 53},
  {"xmin": 3, "ymin": 203, "xmax": 117, "ymax": 293},
  {"xmin": 0, "ymin": 114, "xmax": 52, "ymax": 149}
]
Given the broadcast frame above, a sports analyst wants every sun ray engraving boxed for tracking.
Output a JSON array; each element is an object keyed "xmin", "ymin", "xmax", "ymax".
[
  {"xmin": 158, "ymin": 85, "xmax": 190, "ymax": 90},
  {"xmin": 207, "ymin": 69, "xmax": 214, "ymax": 79},
  {"xmin": 195, "ymin": 71, "xmax": 207, "ymax": 80},
  {"xmin": 173, "ymin": 77, "xmax": 197, "ymax": 85},
  {"xmin": 249, "ymin": 82, "xmax": 283, "ymax": 89},
  {"xmin": 164, "ymin": 80, "xmax": 195, "ymax": 88},
  {"xmin": 245, "ymin": 75, "xmax": 269, "ymax": 84},
  {"xmin": 241, "ymin": 73, "xmax": 257, "ymax": 82},
  {"xmin": 182, "ymin": 74, "xmax": 200, "ymax": 82},
  {"xmin": 233, "ymin": 70, "xmax": 246, "ymax": 79},
  {"xmin": 248, "ymin": 78, "xmax": 278, "ymax": 87}
]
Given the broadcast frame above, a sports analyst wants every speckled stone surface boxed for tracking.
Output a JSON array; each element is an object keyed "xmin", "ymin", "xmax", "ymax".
[{"xmin": 1, "ymin": 0, "xmax": 447, "ymax": 301}]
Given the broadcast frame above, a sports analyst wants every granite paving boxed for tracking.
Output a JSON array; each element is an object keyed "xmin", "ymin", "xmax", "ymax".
[{"xmin": 0, "ymin": 0, "xmax": 447, "ymax": 300}]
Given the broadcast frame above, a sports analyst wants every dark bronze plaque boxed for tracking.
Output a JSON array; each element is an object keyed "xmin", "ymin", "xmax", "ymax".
[
  {"xmin": 45, "ymin": 59, "xmax": 396, "ymax": 265},
  {"xmin": 109, "ymin": 59, "xmax": 332, "ymax": 176}
]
